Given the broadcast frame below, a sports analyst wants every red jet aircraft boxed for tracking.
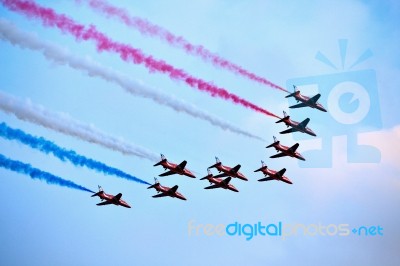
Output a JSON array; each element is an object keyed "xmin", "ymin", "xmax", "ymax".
[
  {"xmin": 200, "ymin": 169, "xmax": 239, "ymax": 192},
  {"xmin": 147, "ymin": 178, "xmax": 187, "ymax": 200},
  {"xmin": 286, "ymin": 85, "xmax": 327, "ymax": 112},
  {"xmin": 153, "ymin": 154, "xmax": 196, "ymax": 178},
  {"xmin": 254, "ymin": 161, "xmax": 293, "ymax": 184},
  {"xmin": 91, "ymin": 186, "xmax": 131, "ymax": 208},
  {"xmin": 208, "ymin": 157, "xmax": 248, "ymax": 181},
  {"xmin": 266, "ymin": 136, "xmax": 306, "ymax": 161},
  {"xmin": 276, "ymin": 111, "xmax": 317, "ymax": 137}
]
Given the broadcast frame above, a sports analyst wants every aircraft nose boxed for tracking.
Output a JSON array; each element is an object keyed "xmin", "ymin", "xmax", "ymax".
[{"xmin": 308, "ymin": 129, "xmax": 317, "ymax": 137}]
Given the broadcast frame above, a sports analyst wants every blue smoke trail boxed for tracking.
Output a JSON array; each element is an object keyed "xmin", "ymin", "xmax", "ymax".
[
  {"xmin": 0, "ymin": 153, "xmax": 94, "ymax": 193},
  {"xmin": 0, "ymin": 122, "xmax": 150, "ymax": 185}
]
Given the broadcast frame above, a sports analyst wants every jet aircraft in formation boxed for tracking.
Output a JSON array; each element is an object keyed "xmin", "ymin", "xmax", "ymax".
[
  {"xmin": 91, "ymin": 186, "xmax": 131, "ymax": 208},
  {"xmin": 286, "ymin": 85, "xmax": 327, "ymax": 112},
  {"xmin": 266, "ymin": 136, "xmax": 306, "ymax": 161},
  {"xmin": 208, "ymin": 157, "xmax": 248, "ymax": 181},
  {"xmin": 200, "ymin": 169, "xmax": 239, "ymax": 192},
  {"xmin": 276, "ymin": 111, "xmax": 316, "ymax": 137},
  {"xmin": 286, "ymin": 85, "xmax": 326, "ymax": 112},
  {"xmin": 153, "ymin": 154, "xmax": 196, "ymax": 178},
  {"xmin": 89, "ymin": 85, "xmax": 328, "ymax": 208},
  {"xmin": 147, "ymin": 178, "xmax": 187, "ymax": 200},
  {"xmin": 254, "ymin": 161, "xmax": 293, "ymax": 184}
]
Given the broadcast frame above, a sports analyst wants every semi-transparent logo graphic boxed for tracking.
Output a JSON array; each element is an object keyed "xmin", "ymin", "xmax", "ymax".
[
  {"xmin": 188, "ymin": 220, "xmax": 383, "ymax": 241},
  {"xmin": 286, "ymin": 39, "xmax": 381, "ymax": 168}
]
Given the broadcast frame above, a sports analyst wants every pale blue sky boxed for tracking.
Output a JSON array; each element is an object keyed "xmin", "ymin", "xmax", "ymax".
[{"xmin": 0, "ymin": 0, "xmax": 399, "ymax": 265}]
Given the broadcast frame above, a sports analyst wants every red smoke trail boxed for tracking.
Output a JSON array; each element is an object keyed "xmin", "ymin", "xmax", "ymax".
[
  {"xmin": 1, "ymin": 0, "xmax": 280, "ymax": 118},
  {"xmin": 84, "ymin": 0, "xmax": 288, "ymax": 93}
]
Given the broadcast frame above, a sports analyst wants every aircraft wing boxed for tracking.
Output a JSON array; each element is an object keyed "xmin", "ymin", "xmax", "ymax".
[
  {"xmin": 159, "ymin": 170, "xmax": 176, "ymax": 177},
  {"xmin": 96, "ymin": 200, "xmax": 112, "ymax": 206},
  {"xmin": 270, "ymin": 152, "xmax": 287, "ymax": 159},
  {"xmin": 168, "ymin": 185, "xmax": 179, "ymax": 194},
  {"xmin": 113, "ymin": 193, "xmax": 122, "ymax": 201},
  {"xmin": 289, "ymin": 102, "xmax": 308, "ymax": 109},
  {"xmin": 230, "ymin": 164, "xmax": 241, "ymax": 173},
  {"xmin": 298, "ymin": 118, "xmax": 310, "ymax": 128},
  {"xmin": 276, "ymin": 168, "xmax": 287, "ymax": 177},
  {"xmin": 152, "ymin": 192, "xmax": 169, "ymax": 198},
  {"xmin": 222, "ymin": 177, "xmax": 232, "ymax": 185},
  {"xmin": 204, "ymin": 184, "xmax": 220, "ymax": 189},
  {"xmin": 280, "ymin": 128, "xmax": 298, "ymax": 134},
  {"xmin": 289, "ymin": 143, "xmax": 300, "ymax": 153},
  {"xmin": 258, "ymin": 176, "xmax": 275, "ymax": 182},
  {"xmin": 177, "ymin": 160, "xmax": 187, "ymax": 170},
  {"xmin": 309, "ymin": 94, "xmax": 321, "ymax": 104},
  {"xmin": 214, "ymin": 172, "xmax": 228, "ymax": 178}
]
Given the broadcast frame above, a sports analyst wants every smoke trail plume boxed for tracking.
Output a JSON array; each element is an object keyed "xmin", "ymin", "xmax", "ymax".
[
  {"xmin": 0, "ymin": 153, "xmax": 94, "ymax": 193},
  {"xmin": 83, "ymin": 0, "xmax": 288, "ymax": 92},
  {"xmin": 0, "ymin": 19, "xmax": 263, "ymax": 141},
  {"xmin": 0, "ymin": 122, "xmax": 150, "ymax": 185},
  {"xmin": 0, "ymin": 0, "xmax": 279, "ymax": 119},
  {"xmin": 0, "ymin": 91, "xmax": 159, "ymax": 161}
]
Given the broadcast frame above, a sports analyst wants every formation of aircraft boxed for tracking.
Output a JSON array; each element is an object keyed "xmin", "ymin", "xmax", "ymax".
[
  {"xmin": 91, "ymin": 186, "xmax": 131, "ymax": 208},
  {"xmin": 254, "ymin": 161, "xmax": 293, "ymax": 184},
  {"xmin": 153, "ymin": 154, "xmax": 196, "ymax": 178},
  {"xmin": 208, "ymin": 157, "xmax": 248, "ymax": 181},
  {"xmin": 276, "ymin": 111, "xmax": 316, "ymax": 137},
  {"xmin": 88, "ymin": 84, "xmax": 327, "ymax": 208},
  {"xmin": 286, "ymin": 85, "xmax": 327, "ymax": 112},
  {"xmin": 147, "ymin": 178, "xmax": 187, "ymax": 200},
  {"xmin": 266, "ymin": 136, "xmax": 305, "ymax": 161},
  {"xmin": 200, "ymin": 169, "xmax": 239, "ymax": 192}
]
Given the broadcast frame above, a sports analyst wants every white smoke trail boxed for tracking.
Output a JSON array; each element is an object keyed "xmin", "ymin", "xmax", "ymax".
[
  {"xmin": 0, "ymin": 19, "xmax": 263, "ymax": 141},
  {"xmin": 0, "ymin": 91, "xmax": 159, "ymax": 161}
]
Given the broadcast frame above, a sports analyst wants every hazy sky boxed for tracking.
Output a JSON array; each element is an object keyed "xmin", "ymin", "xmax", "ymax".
[{"xmin": 0, "ymin": 0, "xmax": 399, "ymax": 265}]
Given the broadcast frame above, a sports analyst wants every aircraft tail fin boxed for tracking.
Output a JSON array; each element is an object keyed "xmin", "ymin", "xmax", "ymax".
[
  {"xmin": 91, "ymin": 192, "xmax": 101, "ymax": 197},
  {"xmin": 153, "ymin": 154, "xmax": 167, "ymax": 166},
  {"xmin": 276, "ymin": 111, "xmax": 289, "ymax": 123},
  {"xmin": 201, "ymin": 169, "xmax": 213, "ymax": 180},
  {"xmin": 254, "ymin": 160, "xmax": 267, "ymax": 172},
  {"xmin": 147, "ymin": 177, "xmax": 160, "ymax": 189},
  {"xmin": 208, "ymin": 157, "xmax": 221, "ymax": 169},
  {"xmin": 266, "ymin": 136, "xmax": 279, "ymax": 148},
  {"xmin": 286, "ymin": 85, "xmax": 299, "ymax": 98},
  {"xmin": 91, "ymin": 185, "xmax": 104, "ymax": 197}
]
